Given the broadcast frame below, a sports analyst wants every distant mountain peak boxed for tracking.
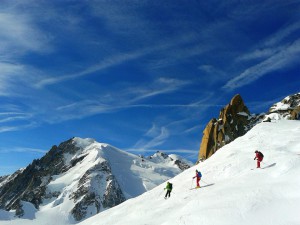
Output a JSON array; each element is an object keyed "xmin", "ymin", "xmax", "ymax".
[{"xmin": 0, "ymin": 138, "xmax": 191, "ymax": 222}]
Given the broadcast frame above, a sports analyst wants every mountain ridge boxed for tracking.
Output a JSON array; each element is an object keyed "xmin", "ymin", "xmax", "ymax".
[{"xmin": 0, "ymin": 137, "xmax": 192, "ymax": 222}]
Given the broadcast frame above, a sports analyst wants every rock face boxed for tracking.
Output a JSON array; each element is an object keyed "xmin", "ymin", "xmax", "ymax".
[
  {"xmin": 198, "ymin": 92, "xmax": 300, "ymax": 161},
  {"xmin": 198, "ymin": 94, "xmax": 253, "ymax": 160},
  {"xmin": 267, "ymin": 93, "xmax": 300, "ymax": 120}
]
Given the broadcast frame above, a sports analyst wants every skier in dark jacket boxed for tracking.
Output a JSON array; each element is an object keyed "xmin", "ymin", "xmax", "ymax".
[
  {"xmin": 254, "ymin": 150, "xmax": 264, "ymax": 168},
  {"xmin": 193, "ymin": 170, "xmax": 202, "ymax": 188},
  {"xmin": 164, "ymin": 182, "xmax": 173, "ymax": 199}
]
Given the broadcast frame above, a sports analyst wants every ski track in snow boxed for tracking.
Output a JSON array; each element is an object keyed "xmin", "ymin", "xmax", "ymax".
[{"xmin": 1, "ymin": 120, "xmax": 300, "ymax": 225}]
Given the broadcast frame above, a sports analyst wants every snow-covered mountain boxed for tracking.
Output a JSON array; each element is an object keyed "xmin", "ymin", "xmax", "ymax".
[
  {"xmin": 2, "ymin": 120, "xmax": 299, "ymax": 225},
  {"xmin": 0, "ymin": 138, "xmax": 192, "ymax": 223}
]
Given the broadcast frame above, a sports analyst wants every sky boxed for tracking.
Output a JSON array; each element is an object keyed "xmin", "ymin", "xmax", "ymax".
[{"xmin": 0, "ymin": 0, "xmax": 299, "ymax": 176}]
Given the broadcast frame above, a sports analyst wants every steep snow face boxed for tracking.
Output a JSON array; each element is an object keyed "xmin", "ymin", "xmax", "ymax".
[
  {"xmin": 72, "ymin": 120, "xmax": 299, "ymax": 225},
  {"xmin": 0, "ymin": 138, "xmax": 189, "ymax": 224}
]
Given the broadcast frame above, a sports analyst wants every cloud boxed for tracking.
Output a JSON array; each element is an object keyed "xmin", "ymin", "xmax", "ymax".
[
  {"xmin": 0, "ymin": 12, "xmax": 51, "ymax": 57},
  {"xmin": 51, "ymin": 77, "xmax": 191, "ymax": 122},
  {"xmin": 238, "ymin": 22, "xmax": 300, "ymax": 62},
  {"xmin": 265, "ymin": 22, "xmax": 300, "ymax": 47},
  {"xmin": 183, "ymin": 125, "xmax": 202, "ymax": 134},
  {"xmin": 129, "ymin": 78, "xmax": 191, "ymax": 103},
  {"xmin": 0, "ymin": 63, "xmax": 34, "ymax": 96},
  {"xmin": 237, "ymin": 47, "xmax": 284, "ymax": 62},
  {"xmin": 223, "ymin": 39, "xmax": 300, "ymax": 90},
  {"xmin": 0, "ymin": 62, "xmax": 47, "ymax": 98},
  {"xmin": 35, "ymin": 32, "xmax": 199, "ymax": 88},
  {"xmin": 145, "ymin": 124, "xmax": 160, "ymax": 138},
  {"xmin": 35, "ymin": 50, "xmax": 150, "ymax": 87},
  {"xmin": 0, "ymin": 122, "xmax": 37, "ymax": 133},
  {"xmin": 133, "ymin": 127, "xmax": 170, "ymax": 150},
  {"xmin": 0, "ymin": 147, "xmax": 46, "ymax": 154},
  {"xmin": 127, "ymin": 148, "xmax": 197, "ymax": 154},
  {"xmin": 0, "ymin": 113, "xmax": 31, "ymax": 123}
]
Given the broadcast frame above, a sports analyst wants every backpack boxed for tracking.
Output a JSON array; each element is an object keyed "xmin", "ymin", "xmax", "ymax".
[
  {"xmin": 198, "ymin": 171, "xmax": 202, "ymax": 178},
  {"xmin": 169, "ymin": 183, "xmax": 173, "ymax": 190},
  {"xmin": 258, "ymin": 151, "xmax": 264, "ymax": 158}
]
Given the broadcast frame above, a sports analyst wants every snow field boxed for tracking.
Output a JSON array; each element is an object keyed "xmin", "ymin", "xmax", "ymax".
[{"xmin": 78, "ymin": 120, "xmax": 300, "ymax": 225}]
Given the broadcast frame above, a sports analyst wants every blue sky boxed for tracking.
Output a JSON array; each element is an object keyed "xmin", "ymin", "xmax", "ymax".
[{"xmin": 0, "ymin": 0, "xmax": 299, "ymax": 175}]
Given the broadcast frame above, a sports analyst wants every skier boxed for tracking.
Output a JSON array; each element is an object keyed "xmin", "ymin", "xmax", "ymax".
[
  {"xmin": 193, "ymin": 169, "xmax": 202, "ymax": 188},
  {"xmin": 254, "ymin": 150, "xmax": 264, "ymax": 168},
  {"xmin": 164, "ymin": 182, "xmax": 173, "ymax": 199}
]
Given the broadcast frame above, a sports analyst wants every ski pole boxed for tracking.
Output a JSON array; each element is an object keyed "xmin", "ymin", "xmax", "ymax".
[
  {"xmin": 201, "ymin": 179, "xmax": 209, "ymax": 184},
  {"xmin": 191, "ymin": 178, "xmax": 194, "ymax": 188},
  {"xmin": 261, "ymin": 161, "xmax": 270, "ymax": 166}
]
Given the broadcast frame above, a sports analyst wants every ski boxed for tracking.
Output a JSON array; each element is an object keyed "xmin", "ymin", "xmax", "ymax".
[{"xmin": 190, "ymin": 187, "xmax": 201, "ymax": 190}]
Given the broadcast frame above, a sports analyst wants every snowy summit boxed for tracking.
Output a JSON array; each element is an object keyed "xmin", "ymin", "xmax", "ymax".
[{"xmin": 0, "ymin": 138, "xmax": 192, "ymax": 223}]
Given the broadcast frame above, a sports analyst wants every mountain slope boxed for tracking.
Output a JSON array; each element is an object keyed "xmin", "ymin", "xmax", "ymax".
[
  {"xmin": 0, "ymin": 138, "xmax": 191, "ymax": 223},
  {"xmin": 4, "ymin": 120, "xmax": 298, "ymax": 225},
  {"xmin": 198, "ymin": 92, "xmax": 300, "ymax": 161},
  {"xmin": 73, "ymin": 120, "xmax": 299, "ymax": 225}
]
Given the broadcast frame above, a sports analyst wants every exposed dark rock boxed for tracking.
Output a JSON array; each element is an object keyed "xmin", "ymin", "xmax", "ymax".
[
  {"xmin": 102, "ymin": 177, "xmax": 126, "ymax": 209},
  {"xmin": 268, "ymin": 93, "xmax": 300, "ymax": 120},
  {"xmin": 174, "ymin": 160, "xmax": 190, "ymax": 171},
  {"xmin": 198, "ymin": 94, "xmax": 252, "ymax": 160},
  {"xmin": 0, "ymin": 138, "xmax": 79, "ymax": 214},
  {"xmin": 69, "ymin": 161, "xmax": 125, "ymax": 221}
]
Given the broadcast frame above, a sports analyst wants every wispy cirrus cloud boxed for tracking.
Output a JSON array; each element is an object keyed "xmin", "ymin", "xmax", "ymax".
[
  {"xmin": 127, "ymin": 148, "xmax": 197, "ymax": 155},
  {"xmin": 0, "ymin": 62, "xmax": 38, "ymax": 96},
  {"xmin": 0, "ymin": 147, "xmax": 46, "ymax": 154},
  {"xmin": 0, "ymin": 12, "xmax": 51, "ymax": 57},
  {"xmin": 34, "ymin": 33, "xmax": 199, "ymax": 88},
  {"xmin": 238, "ymin": 22, "xmax": 300, "ymax": 62},
  {"xmin": 225, "ymin": 20, "xmax": 300, "ymax": 90},
  {"xmin": 224, "ymin": 39, "xmax": 300, "ymax": 90},
  {"xmin": 0, "ymin": 123, "xmax": 37, "ymax": 133},
  {"xmin": 52, "ymin": 77, "xmax": 191, "ymax": 122},
  {"xmin": 265, "ymin": 22, "xmax": 300, "ymax": 47},
  {"xmin": 133, "ymin": 126, "xmax": 170, "ymax": 150},
  {"xmin": 0, "ymin": 112, "xmax": 31, "ymax": 123}
]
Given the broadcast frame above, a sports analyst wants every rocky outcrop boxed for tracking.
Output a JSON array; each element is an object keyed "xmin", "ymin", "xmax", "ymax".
[
  {"xmin": 0, "ymin": 138, "xmax": 77, "ymax": 215},
  {"xmin": 267, "ymin": 93, "xmax": 300, "ymax": 120},
  {"xmin": 147, "ymin": 151, "xmax": 192, "ymax": 171},
  {"xmin": 70, "ymin": 161, "xmax": 125, "ymax": 221},
  {"xmin": 198, "ymin": 94, "xmax": 252, "ymax": 160}
]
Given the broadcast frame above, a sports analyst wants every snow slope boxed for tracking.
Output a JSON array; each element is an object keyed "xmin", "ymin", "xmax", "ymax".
[
  {"xmin": 1, "ymin": 120, "xmax": 299, "ymax": 225},
  {"xmin": 76, "ymin": 120, "xmax": 299, "ymax": 225}
]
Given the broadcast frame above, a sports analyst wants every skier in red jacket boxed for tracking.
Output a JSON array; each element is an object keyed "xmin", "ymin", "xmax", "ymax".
[
  {"xmin": 193, "ymin": 170, "xmax": 202, "ymax": 188},
  {"xmin": 254, "ymin": 150, "xmax": 264, "ymax": 168}
]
